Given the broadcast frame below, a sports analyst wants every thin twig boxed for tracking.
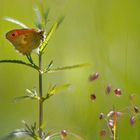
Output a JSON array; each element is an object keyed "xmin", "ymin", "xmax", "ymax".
[{"xmin": 0, "ymin": 59, "xmax": 40, "ymax": 71}]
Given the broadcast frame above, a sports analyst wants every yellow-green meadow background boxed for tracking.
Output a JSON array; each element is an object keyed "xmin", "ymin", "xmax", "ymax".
[{"xmin": 0, "ymin": 0, "xmax": 140, "ymax": 139}]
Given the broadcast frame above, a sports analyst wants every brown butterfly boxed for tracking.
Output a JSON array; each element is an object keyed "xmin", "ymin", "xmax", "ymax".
[{"xmin": 6, "ymin": 29, "xmax": 44, "ymax": 54}]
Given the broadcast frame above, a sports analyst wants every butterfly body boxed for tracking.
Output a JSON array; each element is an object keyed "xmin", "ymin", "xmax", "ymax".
[{"xmin": 6, "ymin": 29, "xmax": 44, "ymax": 54}]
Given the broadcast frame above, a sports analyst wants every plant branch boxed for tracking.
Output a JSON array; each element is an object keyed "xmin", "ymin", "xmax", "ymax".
[{"xmin": 0, "ymin": 59, "xmax": 40, "ymax": 71}]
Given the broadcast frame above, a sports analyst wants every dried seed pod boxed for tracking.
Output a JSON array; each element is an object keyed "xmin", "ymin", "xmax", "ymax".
[
  {"xmin": 89, "ymin": 72, "xmax": 99, "ymax": 81},
  {"xmin": 100, "ymin": 129, "xmax": 106, "ymax": 137},
  {"xmin": 130, "ymin": 116, "xmax": 135, "ymax": 126},
  {"xmin": 134, "ymin": 106, "xmax": 139, "ymax": 113},
  {"xmin": 99, "ymin": 113, "xmax": 105, "ymax": 120},
  {"xmin": 61, "ymin": 130, "xmax": 67, "ymax": 138},
  {"xmin": 90, "ymin": 93, "xmax": 96, "ymax": 101},
  {"xmin": 106, "ymin": 84, "xmax": 112, "ymax": 94},
  {"xmin": 114, "ymin": 88, "xmax": 122, "ymax": 96}
]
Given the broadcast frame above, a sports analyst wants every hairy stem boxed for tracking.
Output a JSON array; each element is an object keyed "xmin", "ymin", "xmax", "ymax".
[{"xmin": 39, "ymin": 54, "xmax": 43, "ymax": 138}]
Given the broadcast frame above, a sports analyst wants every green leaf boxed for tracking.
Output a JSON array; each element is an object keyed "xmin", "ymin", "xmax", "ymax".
[
  {"xmin": 39, "ymin": 23, "xmax": 58, "ymax": 53},
  {"xmin": 4, "ymin": 17, "xmax": 28, "ymax": 28},
  {"xmin": 14, "ymin": 96, "xmax": 32, "ymax": 102},
  {"xmin": 1, "ymin": 128, "xmax": 30, "ymax": 140},
  {"xmin": 44, "ymin": 8, "xmax": 50, "ymax": 27},
  {"xmin": 22, "ymin": 121, "xmax": 40, "ymax": 140},
  {"xmin": 0, "ymin": 59, "xmax": 40, "ymax": 71},
  {"xmin": 14, "ymin": 88, "xmax": 39, "ymax": 102},
  {"xmin": 47, "ymin": 84, "xmax": 71, "ymax": 98},
  {"xmin": 46, "ymin": 63, "xmax": 89, "ymax": 73},
  {"xmin": 40, "ymin": 17, "xmax": 64, "ymax": 53},
  {"xmin": 57, "ymin": 16, "xmax": 65, "ymax": 27},
  {"xmin": 46, "ymin": 60, "xmax": 53, "ymax": 71},
  {"xmin": 34, "ymin": 6, "xmax": 43, "ymax": 29}
]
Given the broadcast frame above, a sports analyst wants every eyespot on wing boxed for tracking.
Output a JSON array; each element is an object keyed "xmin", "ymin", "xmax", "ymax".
[{"xmin": 6, "ymin": 30, "xmax": 18, "ymax": 41}]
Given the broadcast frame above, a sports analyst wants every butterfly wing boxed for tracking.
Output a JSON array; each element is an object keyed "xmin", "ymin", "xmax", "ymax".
[{"xmin": 6, "ymin": 29, "xmax": 43, "ymax": 54}]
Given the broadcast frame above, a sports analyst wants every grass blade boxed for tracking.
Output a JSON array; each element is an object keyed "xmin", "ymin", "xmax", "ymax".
[
  {"xmin": 46, "ymin": 63, "xmax": 89, "ymax": 73},
  {"xmin": 34, "ymin": 7, "xmax": 42, "ymax": 29},
  {"xmin": 40, "ymin": 22, "xmax": 58, "ymax": 53},
  {"xmin": 44, "ymin": 8, "xmax": 50, "ymax": 28},
  {"xmin": 4, "ymin": 17, "xmax": 28, "ymax": 28},
  {"xmin": 40, "ymin": 17, "xmax": 64, "ymax": 53},
  {"xmin": 47, "ymin": 84, "xmax": 71, "ymax": 98}
]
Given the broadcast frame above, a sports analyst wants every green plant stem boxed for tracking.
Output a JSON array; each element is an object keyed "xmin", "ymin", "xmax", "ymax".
[{"xmin": 39, "ymin": 54, "xmax": 43, "ymax": 138}]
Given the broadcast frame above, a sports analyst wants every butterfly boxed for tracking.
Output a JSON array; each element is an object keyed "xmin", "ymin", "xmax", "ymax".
[{"xmin": 6, "ymin": 29, "xmax": 44, "ymax": 54}]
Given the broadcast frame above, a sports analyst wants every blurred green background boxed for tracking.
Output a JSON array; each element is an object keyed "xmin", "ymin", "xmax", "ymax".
[{"xmin": 0, "ymin": 0, "xmax": 140, "ymax": 139}]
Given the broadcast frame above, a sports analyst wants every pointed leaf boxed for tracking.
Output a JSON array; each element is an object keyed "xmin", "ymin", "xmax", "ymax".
[
  {"xmin": 57, "ymin": 16, "xmax": 65, "ymax": 27},
  {"xmin": 46, "ymin": 63, "xmax": 89, "ymax": 73},
  {"xmin": 22, "ymin": 121, "xmax": 40, "ymax": 140},
  {"xmin": 14, "ymin": 88, "xmax": 39, "ymax": 102},
  {"xmin": 40, "ymin": 17, "xmax": 64, "ymax": 53},
  {"xmin": 44, "ymin": 8, "xmax": 50, "ymax": 26},
  {"xmin": 22, "ymin": 120, "xmax": 33, "ymax": 134},
  {"xmin": 14, "ymin": 95, "xmax": 39, "ymax": 102},
  {"xmin": 47, "ymin": 84, "xmax": 71, "ymax": 98},
  {"xmin": 14, "ymin": 96, "xmax": 32, "ymax": 102},
  {"xmin": 4, "ymin": 17, "xmax": 28, "ymax": 28},
  {"xmin": 40, "ymin": 22, "xmax": 58, "ymax": 53},
  {"xmin": 34, "ymin": 7, "xmax": 43, "ymax": 29},
  {"xmin": 46, "ymin": 60, "xmax": 53, "ymax": 71},
  {"xmin": 0, "ymin": 59, "xmax": 40, "ymax": 71}
]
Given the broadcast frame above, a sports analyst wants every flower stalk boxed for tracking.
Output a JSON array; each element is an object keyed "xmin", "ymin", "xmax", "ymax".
[{"xmin": 38, "ymin": 53, "xmax": 43, "ymax": 138}]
